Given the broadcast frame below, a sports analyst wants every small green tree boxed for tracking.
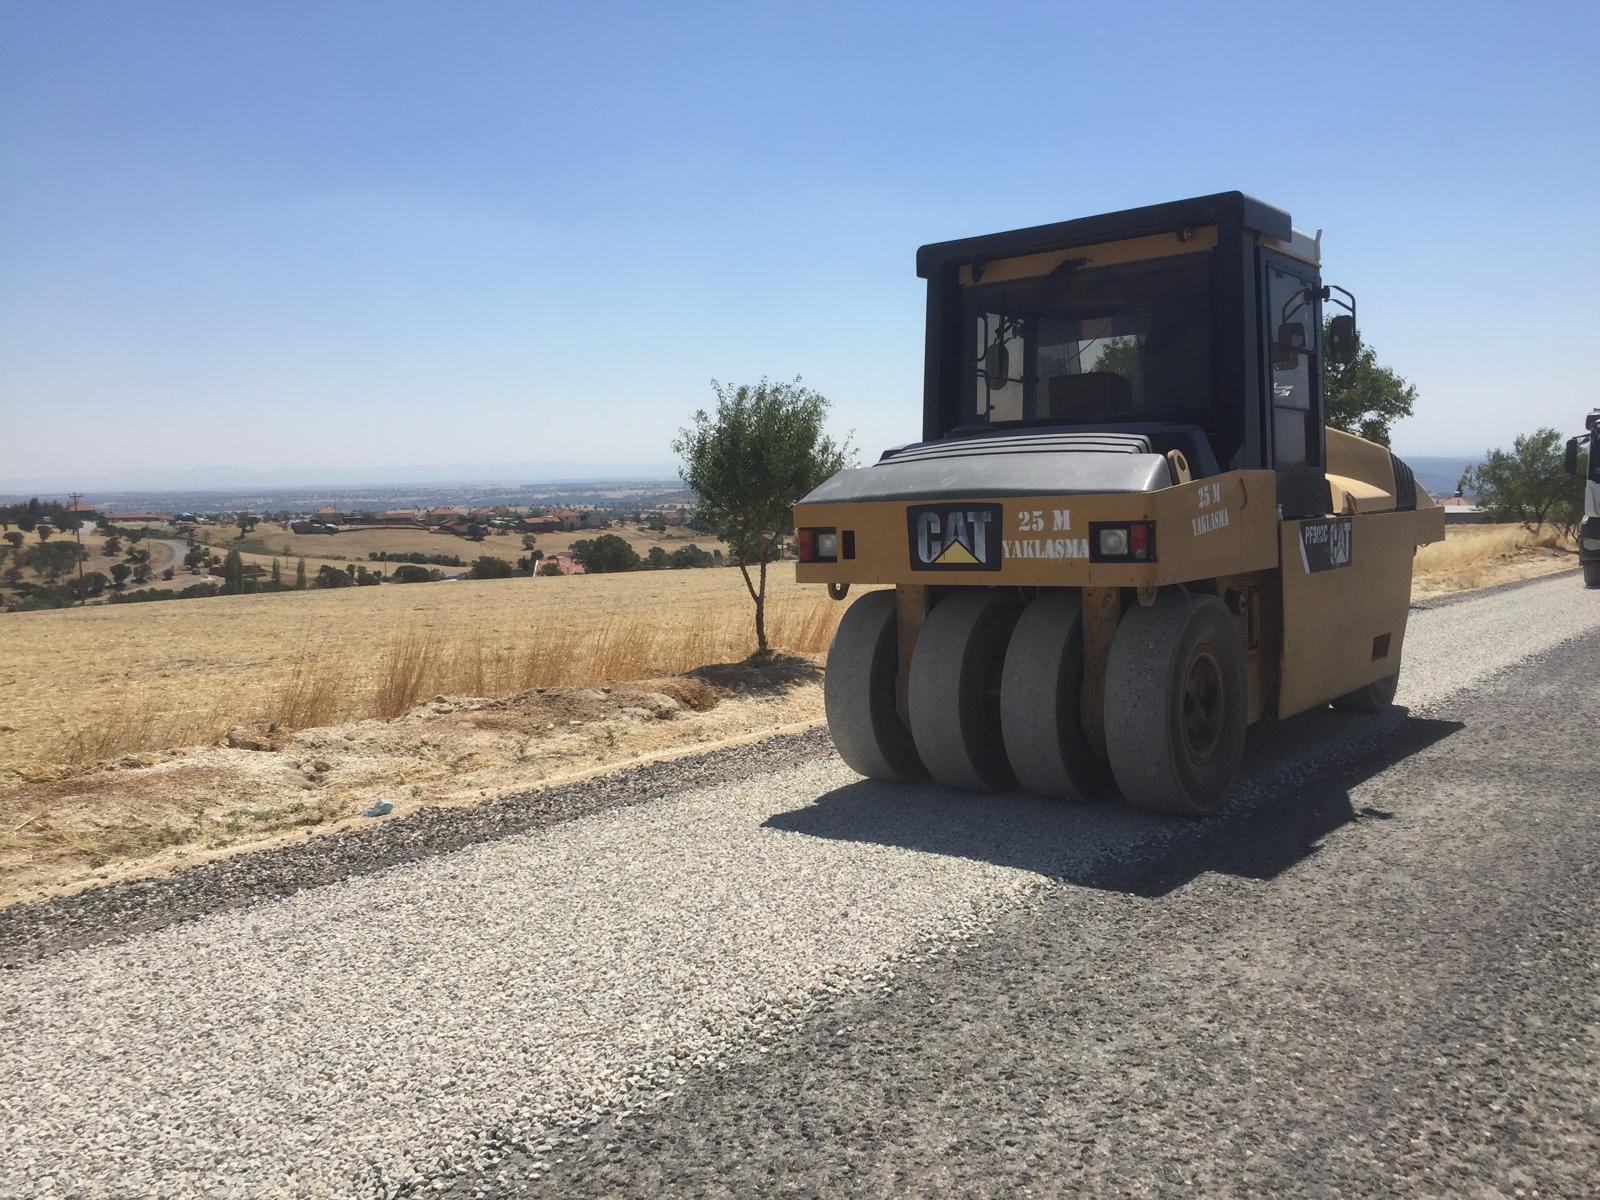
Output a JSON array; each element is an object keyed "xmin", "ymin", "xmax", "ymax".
[
  {"xmin": 468, "ymin": 555, "xmax": 515, "ymax": 580},
  {"xmin": 110, "ymin": 561, "xmax": 131, "ymax": 588},
  {"xmin": 2, "ymin": 531, "xmax": 22, "ymax": 552},
  {"xmin": 74, "ymin": 570, "xmax": 109, "ymax": 600},
  {"xmin": 645, "ymin": 546, "xmax": 669, "ymax": 569},
  {"xmin": 538, "ymin": 560, "xmax": 563, "ymax": 577},
  {"xmin": 569, "ymin": 534, "xmax": 641, "ymax": 574},
  {"xmin": 1460, "ymin": 428, "xmax": 1573, "ymax": 531},
  {"xmin": 222, "ymin": 548, "xmax": 245, "ymax": 594},
  {"xmin": 26, "ymin": 542, "xmax": 84, "ymax": 582},
  {"xmin": 295, "ymin": 558, "xmax": 307, "ymax": 589},
  {"xmin": 1322, "ymin": 319, "xmax": 1417, "ymax": 446},
  {"xmin": 271, "ymin": 557, "xmax": 282, "ymax": 585},
  {"xmin": 670, "ymin": 544, "xmax": 714, "ymax": 569},
  {"xmin": 674, "ymin": 378, "xmax": 852, "ymax": 651},
  {"xmin": 132, "ymin": 562, "xmax": 153, "ymax": 585},
  {"xmin": 36, "ymin": 525, "xmax": 52, "ymax": 542},
  {"xmin": 103, "ymin": 536, "xmax": 122, "ymax": 556}
]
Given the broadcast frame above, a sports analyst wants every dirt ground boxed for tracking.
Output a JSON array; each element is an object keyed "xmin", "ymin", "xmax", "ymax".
[
  {"xmin": 1411, "ymin": 522, "xmax": 1577, "ymax": 599},
  {"xmin": 0, "ymin": 567, "xmax": 837, "ymax": 772},
  {"xmin": 0, "ymin": 656, "xmax": 825, "ymax": 903}
]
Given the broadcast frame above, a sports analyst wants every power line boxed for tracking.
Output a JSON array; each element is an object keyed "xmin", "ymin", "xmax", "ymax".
[{"xmin": 69, "ymin": 491, "xmax": 85, "ymax": 605}]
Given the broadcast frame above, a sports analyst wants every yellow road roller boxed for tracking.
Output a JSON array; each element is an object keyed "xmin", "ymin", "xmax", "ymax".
[{"xmin": 794, "ymin": 192, "xmax": 1443, "ymax": 815}]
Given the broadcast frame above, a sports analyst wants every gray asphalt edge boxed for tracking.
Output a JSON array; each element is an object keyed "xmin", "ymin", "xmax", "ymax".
[
  {"xmin": 437, "ymin": 629, "xmax": 1599, "ymax": 1198},
  {"xmin": 1410, "ymin": 564, "xmax": 1581, "ymax": 610},
  {"xmin": 0, "ymin": 726, "xmax": 834, "ymax": 968}
]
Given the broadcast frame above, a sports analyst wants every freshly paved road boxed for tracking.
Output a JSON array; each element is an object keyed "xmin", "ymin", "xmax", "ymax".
[{"xmin": 2, "ymin": 572, "xmax": 1596, "ymax": 1198}]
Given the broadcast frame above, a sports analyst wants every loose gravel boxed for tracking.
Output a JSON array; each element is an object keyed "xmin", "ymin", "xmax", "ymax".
[
  {"xmin": 493, "ymin": 634, "xmax": 1598, "ymax": 1197},
  {"xmin": 1, "ymin": 572, "xmax": 1595, "ymax": 1197},
  {"xmin": 0, "ymin": 728, "xmax": 837, "ymax": 967}
]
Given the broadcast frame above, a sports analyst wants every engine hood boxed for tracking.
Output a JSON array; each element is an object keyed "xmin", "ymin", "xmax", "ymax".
[{"xmin": 798, "ymin": 430, "xmax": 1171, "ymax": 505}]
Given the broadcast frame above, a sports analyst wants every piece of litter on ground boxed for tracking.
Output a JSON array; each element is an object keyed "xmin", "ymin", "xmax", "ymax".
[{"xmin": 363, "ymin": 800, "xmax": 394, "ymax": 817}]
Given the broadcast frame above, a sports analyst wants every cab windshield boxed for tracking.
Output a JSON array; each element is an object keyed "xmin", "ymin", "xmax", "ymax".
[{"xmin": 962, "ymin": 252, "xmax": 1213, "ymax": 430}]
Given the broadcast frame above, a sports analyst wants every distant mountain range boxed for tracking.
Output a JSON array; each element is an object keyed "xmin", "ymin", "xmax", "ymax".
[
  {"xmin": 0, "ymin": 453, "xmax": 1480, "ymax": 502},
  {"xmin": 0, "ymin": 461, "xmax": 684, "ymax": 497},
  {"xmin": 1395, "ymin": 455, "xmax": 1477, "ymax": 499}
]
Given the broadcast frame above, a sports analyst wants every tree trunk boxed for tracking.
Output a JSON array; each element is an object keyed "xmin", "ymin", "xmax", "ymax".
[{"xmin": 755, "ymin": 555, "xmax": 769, "ymax": 652}]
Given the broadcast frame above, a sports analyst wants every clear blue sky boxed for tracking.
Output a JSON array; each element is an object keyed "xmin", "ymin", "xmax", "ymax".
[{"xmin": 2, "ymin": 0, "xmax": 1596, "ymax": 485}]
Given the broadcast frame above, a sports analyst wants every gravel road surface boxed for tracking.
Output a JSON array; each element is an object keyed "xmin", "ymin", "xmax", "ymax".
[{"xmin": 2, "ymin": 572, "xmax": 1596, "ymax": 1197}]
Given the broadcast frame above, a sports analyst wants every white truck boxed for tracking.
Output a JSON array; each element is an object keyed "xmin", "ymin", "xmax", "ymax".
[{"xmin": 1567, "ymin": 409, "xmax": 1600, "ymax": 588}]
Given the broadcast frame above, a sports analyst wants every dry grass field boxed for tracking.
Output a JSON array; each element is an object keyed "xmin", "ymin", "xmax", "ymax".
[
  {"xmin": 1, "ymin": 520, "xmax": 1573, "ymax": 776},
  {"xmin": 191, "ymin": 521, "xmax": 726, "ymax": 566},
  {"xmin": 0, "ymin": 567, "xmax": 839, "ymax": 777},
  {"xmin": 1411, "ymin": 521, "xmax": 1576, "ymax": 598},
  {"xmin": 0, "ymin": 527, "xmax": 185, "ymax": 592},
  {"xmin": 0, "ymin": 519, "xmax": 1578, "ymax": 898}
]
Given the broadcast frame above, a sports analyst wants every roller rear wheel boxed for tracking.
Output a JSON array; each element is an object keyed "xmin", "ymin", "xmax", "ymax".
[
  {"xmin": 1584, "ymin": 561, "xmax": 1600, "ymax": 588},
  {"xmin": 824, "ymin": 591, "xmax": 923, "ymax": 781},
  {"xmin": 1000, "ymin": 592, "xmax": 1109, "ymax": 802},
  {"xmin": 1105, "ymin": 592, "xmax": 1246, "ymax": 817},
  {"xmin": 907, "ymin": 590, "xmax": 1024, "ymax": 791}
]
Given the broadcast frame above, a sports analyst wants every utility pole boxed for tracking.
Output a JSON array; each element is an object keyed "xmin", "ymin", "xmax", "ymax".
[{"xmin": 69, "ymin": 491, "xmax": 85, "ymax": 605}]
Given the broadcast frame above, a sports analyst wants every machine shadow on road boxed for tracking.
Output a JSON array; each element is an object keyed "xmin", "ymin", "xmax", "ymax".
[{"xmin": 764, "ymin": 709, "xmax": 1465, "ymax": 898}]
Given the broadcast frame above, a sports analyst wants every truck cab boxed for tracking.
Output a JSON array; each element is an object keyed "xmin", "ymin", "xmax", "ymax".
[{"xmin": 1567, "ymin": 410, "xmax": 1600, "ymax": 587}]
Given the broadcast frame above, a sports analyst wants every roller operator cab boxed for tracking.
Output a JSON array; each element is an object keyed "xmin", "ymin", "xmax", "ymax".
[
  {"xmin": 794, "ymin": 192, "xmax": 1445, "ymax": 816},
  {"xmin": 1566, "ymin": 409, "xmax": 1600, "ymax": 588}
]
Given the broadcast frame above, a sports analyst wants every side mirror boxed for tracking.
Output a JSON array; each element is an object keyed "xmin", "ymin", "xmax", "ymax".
[
  {"xmin": 1566, "ymin": 437, "xmax": 1580, "ymax": 476},
  {"xmin": 1327, "ymin": 314, "xmax": 1357, "ymax": 365},
  {"xmin": 1272, "ymin": 322, "xmax": 1306, "ymax": 370},
  {"xmin": 982, "ymin": 341, "xmax": 1010, "ymax": 388}
]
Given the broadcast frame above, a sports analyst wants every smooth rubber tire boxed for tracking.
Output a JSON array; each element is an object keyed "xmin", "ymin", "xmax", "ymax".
[
  {"xmin": 1000, "ymin": 592, "xmax": 1109, "ymax": 802},
  {"xmin": 1331, "ymin": 670, "xmax": 1400, "ymax": 713},
  {"xmin": 824, "ymin": 591, "xmax": 923, "ymax": 781},
  {"xmin": 1105, "ymin": 592, "xmax": 1247, "ymax": 817},
  {"xmin": 907, "ymin": 590, "xmax": 1024, "ymax": 791},
  {"xmin": 1584, "ymin": 561, "xmax": 1600, "ymax": 588}
]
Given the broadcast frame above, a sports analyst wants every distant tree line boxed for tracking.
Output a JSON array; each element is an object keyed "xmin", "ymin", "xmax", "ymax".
[
  {"xmin": 369, "ymin": 551, "xmax": 463, "ymax": 566},
  {"xmin": 0, "ymin": 498, "xmax": 85, "ymax": 533}
]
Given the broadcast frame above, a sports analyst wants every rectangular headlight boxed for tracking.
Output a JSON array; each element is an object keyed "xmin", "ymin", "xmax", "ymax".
[
  {"xmin": 797, "ymin": 526, "xmax": 837, "ymax": 563},
  {"xmin": 1089, "ymin": 521, "xmax": 1157, "ymax": 563}
]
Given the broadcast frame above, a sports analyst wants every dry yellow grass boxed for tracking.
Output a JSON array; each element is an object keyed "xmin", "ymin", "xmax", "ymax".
[
  {"xmin": 2, "ymin": 516, "xmax": 1574, "ymax": 780},
  {"xmin": 1412, "ymin": 522, "xmax": 1576, "ymax": 597},
  {"xmin": 0, "ymin": 568, "xmax": 846, "ymax": 776},
  {"xmin": 0, "ymin": 527, "xmax": 185, "ymax": 592},
  {"xmin": 191, "ymin": 521, "xmax": 725, "ymax": 566}
]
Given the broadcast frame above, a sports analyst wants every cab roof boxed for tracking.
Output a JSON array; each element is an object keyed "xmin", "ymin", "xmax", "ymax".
[{"xmin": 915, "ymin": 191, "xmax": 1293, "ymax": 278}]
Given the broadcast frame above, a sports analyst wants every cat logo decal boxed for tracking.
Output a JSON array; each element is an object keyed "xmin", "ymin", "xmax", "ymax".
[{"xmin": 907, "ymin": 504, "xmax": 1002, "ymax": 572}]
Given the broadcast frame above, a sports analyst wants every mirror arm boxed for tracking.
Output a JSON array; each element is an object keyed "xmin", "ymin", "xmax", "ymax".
[{"xmin": 1321, "ymin": 284, "xmax": 1357, "ymax": 325}]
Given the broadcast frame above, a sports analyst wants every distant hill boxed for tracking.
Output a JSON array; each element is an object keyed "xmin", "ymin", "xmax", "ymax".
[{"xmin": 1398, "ymin": 455, "xmax": 1479, "ymax": 500}]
